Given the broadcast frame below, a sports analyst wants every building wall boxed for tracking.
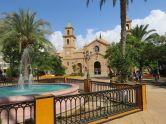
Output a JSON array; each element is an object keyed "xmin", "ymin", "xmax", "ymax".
[
  {"xmin": 60, "ymin": 23, "xmax": 110, "ymax": 77},
  {"xmin": 88, "ymin": 54, "xmax": 109, "ymax": 77},
  {"xmin": 62, "ymin": 39, "xmax": 109, "ymax": 77}
]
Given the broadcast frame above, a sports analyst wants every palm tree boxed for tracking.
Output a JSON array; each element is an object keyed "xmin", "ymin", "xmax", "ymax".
[
  {"xmin": 0, "ymin": 9, "xmax": 53, "ymax": 79},
  {"xmin": 144, "ymin": 33, "xmax": 166, "ymax": 45},
  {"xmin": 0, "ymin": 9, "xmax": 52, "ymax": 52},
  {"xmin": 130, "ymin": 24, "xmax": 156, "ymax": 41},
  {"xmin": 127, "ymin": 24, "xmax": 156, "ymax": 82},
  {"xmin": 87, "ymin": 0, "xmax": 147, "ymax": 55}
]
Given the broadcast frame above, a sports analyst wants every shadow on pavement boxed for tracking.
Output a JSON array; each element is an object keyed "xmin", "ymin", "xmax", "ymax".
[{"xmin": 143, "ymin": 78, "xmax": 166, "ymax": 89}]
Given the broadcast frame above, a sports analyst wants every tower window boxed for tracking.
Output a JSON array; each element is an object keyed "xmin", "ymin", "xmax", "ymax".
[
  {"xmin": 126, "ymin": 24, "xmax": 129, "ymax": 30},
  {"xmin": 95, "ymin": 46, "xmax": 100, "ymax": 53},
  {"xmin": 67, "ymin": 30, "xmax": 70, "ymax": 35},
  {"xmin": 67, "ymin": 39, "xmax": 69, "ymax": 45},
  {"xmin": 67, "ymin": 62, "xmax": 69, "ymax": 66}
]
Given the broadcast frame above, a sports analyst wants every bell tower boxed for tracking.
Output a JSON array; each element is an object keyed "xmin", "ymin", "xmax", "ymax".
[
  {"xmin": 63, "ymin": 22, "xmax": 76, "ymax": 57},
  {"xmin": 126, "ymin": 17, "xmax": 132, "ymax": 31}
]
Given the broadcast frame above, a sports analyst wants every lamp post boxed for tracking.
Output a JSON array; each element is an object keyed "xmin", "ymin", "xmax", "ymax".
[
  {"xmin": 108, "ymin": 65, "xmax": 113, "ymax": 83},
  {"xmin": 83, "ymin": 51, "xmax": 92, "ymax": 80}
]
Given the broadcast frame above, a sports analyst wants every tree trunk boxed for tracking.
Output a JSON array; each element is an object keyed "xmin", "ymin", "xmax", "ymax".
[
  {"xmin": 120, "ymin": 0, "xmax": 127, "ymax": 56},
  {"xmin": 139, "ymin": 62, "xmax": 143, "ymax": 84}
]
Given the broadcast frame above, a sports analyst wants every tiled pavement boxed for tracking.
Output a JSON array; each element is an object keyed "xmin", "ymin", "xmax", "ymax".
[{"xmin": 105, "ymin": 77, "xmax": 166, "ymax": 124}]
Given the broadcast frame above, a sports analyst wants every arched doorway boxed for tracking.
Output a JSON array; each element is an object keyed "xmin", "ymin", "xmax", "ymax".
[
  {"xmin": 77, "ymin": 63, "xmax": 82, "ymax": 73},
  {"xmin": 94, "ymin": 61, "xmax": 101, "ymax": 75}
]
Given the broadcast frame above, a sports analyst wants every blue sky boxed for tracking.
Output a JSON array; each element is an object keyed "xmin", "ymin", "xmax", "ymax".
[
  {"xmin": 0, "ymin": 0, "xmax": 165, "ymax": 35},
  {"xmin": 0, "ymin": 0, "xmax": 166, "ymax": 51}
]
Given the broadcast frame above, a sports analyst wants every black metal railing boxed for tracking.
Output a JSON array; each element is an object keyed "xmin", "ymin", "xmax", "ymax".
[
  {"xmin": 91, "ymin": 81, "xmax": 113, "ymax": 92},
  {"xmin": 0, "ymin": 77, "xmax": 17, "ymax": 87},
  {"xmin": 0, "ymin": 100, "xmax": 35, "ymax": 124},
  {"xmin": 91, "ymin": 81, "xmax": 133, "ymax": 92},
  {"xmin": 54, "ymin": 86, "xmax": 138, "ymax": 124},
  {"xmin": 0, "ymin": 78, "xmax": 141, "ymax": 124}
]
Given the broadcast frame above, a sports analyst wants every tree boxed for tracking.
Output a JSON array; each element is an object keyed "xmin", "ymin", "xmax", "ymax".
[
  {"xmin": 147, "ymin": 34, "xmax": 166, "ymax": 75},
  {"xmin": 32, "ymin": 51, "xmax": 65, "ymax": 76},
  {"xmin": 127, "ymin": 24, "xmax": 156, "ymax": 73},
  {"xmin": 129, "ymin": 24, "xmax": 156, "ymax": 41},
  {"xmin": 148, "ymin": 33, "xmax": 166, "ymax": 45},
  {"xmin": 2, "ymin": 37, "xmax": 21, "ymax": 77},
  {"xmin": 105, "ymin": 43, "xmax": 136, "ymax": 82},
  {"xmin": 0, "ymin": 9, "xmax": 52, "ymax": 52},
  {"xmin": 52, "ymin": 57, "xmax": 66, "ymax": 76},
  {"xmin": 2, "ymin": 38, "xmax": 65, "ymax": 77},
  {"xmin": 0, "ymin": 9, "xmax": 62, "ymax": 77}
]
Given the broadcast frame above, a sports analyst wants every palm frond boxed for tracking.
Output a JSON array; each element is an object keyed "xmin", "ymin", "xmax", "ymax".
[
  {"xmin": 113, "ymin": 0, "xmax": 117, "ymax": 7},
  {"xmin": 86, "ymin": 0, "xmax": 93, "ymax": 7},
  {"xmin": 0, "ymin": 9, "xmax": 52, "ymax": 52},
  {"xmin": 99, "ymin": 0, "xmax": 106, "ymax": 10},
  {"xmin": 130, "ymin": 24, "xmax": 156, "ymax": 41}
]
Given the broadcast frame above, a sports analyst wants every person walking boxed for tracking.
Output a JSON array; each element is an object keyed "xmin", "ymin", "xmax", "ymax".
[
  {"xmin": 132, "ymin": 71, "xmax": 136, "ymax": 82},
  {"xmin": 153, "ymin": 69, "xmax": 158, "ymax": 83},
  {"xmin": 136, "ymin": 70, "xmax": 142, "ymax": 84}
]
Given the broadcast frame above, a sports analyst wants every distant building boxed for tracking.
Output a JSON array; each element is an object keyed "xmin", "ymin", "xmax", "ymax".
[{"xmin": 59, "ymin": 19, "xmax": 132, "ymax": 77}]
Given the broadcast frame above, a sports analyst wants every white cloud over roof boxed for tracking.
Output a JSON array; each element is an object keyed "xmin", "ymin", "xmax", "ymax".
[
  {"xmin": 49, "ymin": 9, "xmax": 166, "ymax": 52},
  {"xmin": 49, "ymin": 31, "xmax": 63, "ymax": 51}
]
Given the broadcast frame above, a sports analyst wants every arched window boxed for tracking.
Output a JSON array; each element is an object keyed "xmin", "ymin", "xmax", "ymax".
[
  {"xmin": 67, "ymin": 39, "xmax": 69, "ymax": 45},
  {"xmin": 94, "ymin": 46, "xmax": 100, "ymax": 53},
  {"xmin": 126, "ymin": 24, "xmax": 129, "ymax": 30},
  {"xmin": 67, "ymin": 30, "xmax": 70, "ymax": 35},
  {"xmin": 94, "ymin": 61, "xmax": 101, "ymax": 75}
]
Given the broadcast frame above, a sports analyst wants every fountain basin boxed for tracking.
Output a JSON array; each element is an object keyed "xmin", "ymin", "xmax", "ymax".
[
  {"xmin": 0, "ymin": 83, "xmax": 79, "ymax": 124},
  {"xmin": 0, "ymin": 83, "xmax": 79, "ymax": 104}
]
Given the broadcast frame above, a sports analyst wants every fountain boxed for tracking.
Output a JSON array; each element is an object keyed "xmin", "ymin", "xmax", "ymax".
[
  {"xmin": 18, "ymin": 46, "xmax": 33, "ymax": 89},
  {"xmin": 0, "ymin": 46, "xmax": 79, "ymax": 124},
  {"xmin": 0, "ymin": 46, "xmax": 79, "ymax": 99}
]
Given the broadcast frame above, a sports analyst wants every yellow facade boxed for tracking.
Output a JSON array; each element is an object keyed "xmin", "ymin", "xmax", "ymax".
[{"xmin": 59, "ymin": 23, "xmax": 110, "ymax": 77}]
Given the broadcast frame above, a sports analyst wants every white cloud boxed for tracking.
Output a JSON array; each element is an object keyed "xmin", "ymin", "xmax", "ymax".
[
  {"xmin": 76, "ymin": 26, "xmax": 121, "ymax": 49},
  {"xmin": 49, "ymin": 9, "xmax": 166, "ymax": 51},
  {"xmin": 132, "ymin": 10, "xmax": 166, "ymax": 35},
  {"xmin": 48, "ymin": 31, "xmax": 63, "ymax": 51}
]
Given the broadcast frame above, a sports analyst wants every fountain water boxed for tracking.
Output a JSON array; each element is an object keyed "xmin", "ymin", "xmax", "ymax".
[
  {"xmin": 18, "ymin": 74, "xmax": 24, "ymax": 89},
  {"xmin": 28, "ymin": 71, "xmax": 33, "ymax": 88},
  {"xmin": 18, "ymin": 46, "xmax": 33, "ymax": 89}
]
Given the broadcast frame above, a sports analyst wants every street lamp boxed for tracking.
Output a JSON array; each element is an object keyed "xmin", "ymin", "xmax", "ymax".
[
  {"xmin": 83, "ymin": 51, "xmax": 92, "ymax": 79},
  {"xmin": 108, "ymin": 65, "xmax": 113, "ymax": 83}
]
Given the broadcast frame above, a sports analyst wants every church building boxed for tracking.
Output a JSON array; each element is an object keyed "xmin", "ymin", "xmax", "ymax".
[{"xmin": 59, "ymin": 19, "xmax": 132, "ymax": 77}]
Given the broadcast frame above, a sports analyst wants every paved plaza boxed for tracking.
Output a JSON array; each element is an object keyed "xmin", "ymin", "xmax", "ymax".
[{"xmin": 106, "ymin": 78, "xmax": 166, "ymax": 124}]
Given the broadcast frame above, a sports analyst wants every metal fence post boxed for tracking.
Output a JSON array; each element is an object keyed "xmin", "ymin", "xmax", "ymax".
[
  {"xmin": 84, "ymin": 79, "xmax": 92, "ymax": 92},
  {"xmin": 35, "ymin": 95, "xmax": 55, "ymax": 124},
  {"xmin": 136, "ymin": 84, "xmax": 147, "ymax": 111},
  {"xmin": 141, "ymin": 84, "xmax": 147, "ymax": 110},
  {"xmin": 64, "ymin": 77, "xmax": 67, "ymax": 83}
]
